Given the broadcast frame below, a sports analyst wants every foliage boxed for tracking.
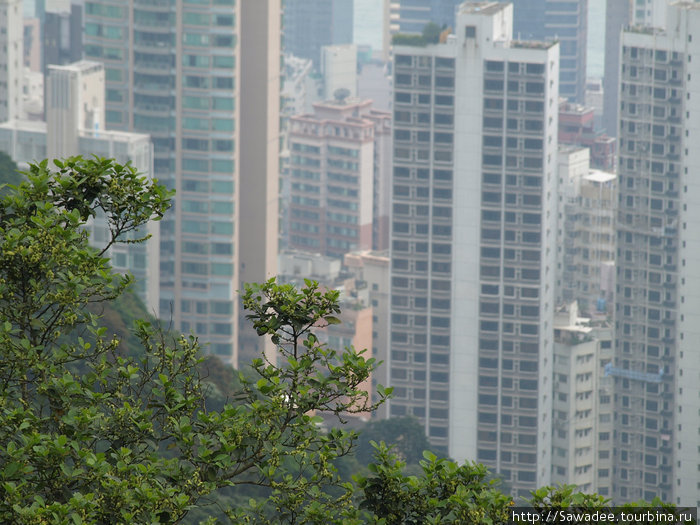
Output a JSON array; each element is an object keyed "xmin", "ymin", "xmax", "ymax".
[
  {"xmin": 529, "ymin": 485, "xmax": 685, "ymax": 524},
  {"xmin": 0, "ymin": 155, "xmax": 676, "ymax": 522},
  {"xmin": 0, "ymin": 156, "xmax": 387, "ymax": 524},
  {"xmin": 356, "ymin": 443, "xmax": 513, "ymax": 524},
  {"xmin": 421, "ymin": 22, "xmax": 442, "ymax": 44},
  {"xmin": 356, "ymin": 416, "xmax": 431, "ymax": 466},
  {"xmin": 391, "ymin": 33, "xmax": 429, "ymax": 47},
  {"xmin": 0, "ymin": 150, "xmax": 20, "ymax": 192},
  {"xmin": 391, "ymin": 22, "xmax": 443, "ymax": 47}
]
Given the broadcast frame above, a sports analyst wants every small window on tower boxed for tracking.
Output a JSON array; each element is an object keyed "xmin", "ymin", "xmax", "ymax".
[{"xmin": 465, "ymin": 25, "xmax": 476, "ymax": 38}]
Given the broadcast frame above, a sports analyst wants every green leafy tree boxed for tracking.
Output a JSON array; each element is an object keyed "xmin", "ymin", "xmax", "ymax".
[
  {"xmin": 0, "ymin": 156, "xmax": 388, "ymax": 524},
  {"xmin": 0, "ymin": 150, "xmax": 20, "ymax": 189},
  {"xmin": 421, "ymin": 22, "xmax": 442, "ymax": 44},
  {"xmin": 356, "ymin": 443, "xmax": 513, "ymax": 524},
  {"xmin": 356, "ymin": 416, "xmax": 431, "ymax": 466}
]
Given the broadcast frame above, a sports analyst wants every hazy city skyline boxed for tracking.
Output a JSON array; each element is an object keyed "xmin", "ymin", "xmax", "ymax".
[{"xmin": 4, "ymin": 0, "xmax": 700, "ymax": 508}]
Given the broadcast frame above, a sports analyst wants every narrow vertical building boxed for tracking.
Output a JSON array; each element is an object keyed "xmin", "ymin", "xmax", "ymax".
[
  {"xmin": 0, "ymin": 0, "xmax": 23, "ymax": 122},
  {"xmin": 238, "ymin": 0, "xmax": 281, "ymax": 364},
  {"xmin": 85, "ymin": 1, "xmax": 280, "ymax": 366},
  {"xmin": 614, "ymin": 2, "xmax": 700, "ymax": 506},
  {"xmin": 389, "ymin": 2, "xmax": 559, "ymax": 496}
]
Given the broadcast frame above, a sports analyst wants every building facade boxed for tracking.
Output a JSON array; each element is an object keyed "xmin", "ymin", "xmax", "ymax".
[
  {"xmin": 389, "ymin": 2, "xmax": 559, "ymax": 496},
  {"xmin": 287, "ymin": 98, "xmax": 390, "ymax": 258},
  {"xmin": 552, "ymin": 303, "xmax": 614, "ymax": 496},
  {"xmin": 511, "ymin": 0, "xmax": 588, "ymax": 104},
  {"xmin": 603, "ymin": 0, "xmax": 668, "ymax": 137},
  {"xmin": 0, "ymin": 0, "xmax": 23, "ymax": 122},
  {"xmin": 614, "ymin": 3, "xmax": 700, "ymax": 506},
  {"xmin": 84, "ymin": 1, "xmax": 280, "ymax": 365},
  {"xmin": 0, "ymin": 65, "xmax": 159, "ymax": 315},
  {"xmin": 283, "ymin": 0, "xmax": 353, "ymax": 68},
  {"xmin": 389, "ymin": 0, "xmax": 462, "ymax": 35},
  {"xmin": 557, "ymin": 146, "xmax": 616, "ymax": 313}
]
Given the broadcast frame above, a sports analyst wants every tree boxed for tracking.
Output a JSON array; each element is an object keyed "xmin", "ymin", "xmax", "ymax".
[
  {"xmin": 0, "ymin": 156, "xmax": 387, "ymax": 524},
  {"xmin": 356, "ymin": 443, "xmax": 513, "ymax": 524},
  {"xmin": 0, "ymin": 151, "xmax": 21, "ymax": 195},
  {"xmin": 355, "ymin": 416, "xmax": 431, "ymax": 466},
  {"xmin": 421, "ymin": 22, "xmax": 442, "ymax": 44}
]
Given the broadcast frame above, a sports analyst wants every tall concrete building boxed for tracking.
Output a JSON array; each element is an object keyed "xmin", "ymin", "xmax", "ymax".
[
  {"xmin": 0, "ymin": 0, "xmax": 23, "ymax": 122},
  {"xmin": 238, "ymin": 0, "xmax": 281, "ymax": 365},
  {"xmin": 287, "ymin": 98, "xmax": 390, "ymax": 258},
  {"xmin": 552, "ymin": 303, "xmax": 614, "ymax": 496},
  {"xmin": 283, "ymin": 0, "xmax": 353, "ymax": 68},
  {"xmin": 556, "ymin": 146, "xmax": 616, "ymax": 313},
  {"xmin": 614, "ymin": 2, "xmax": 700, "ymax": 506},
  {"xmin": 389, "ymin": 2, "xmax": 559, "ymax": 496},
  {"xmin": 511, "ymin": 0, "xmax": 588, "ymax": 104},
  {"xmin": 85, "ymin": 1, "xmax": 280, "ymax": 366},
  {"xmin": 603, "ymin": 0, "xmax": 668, "ymax": 137}
]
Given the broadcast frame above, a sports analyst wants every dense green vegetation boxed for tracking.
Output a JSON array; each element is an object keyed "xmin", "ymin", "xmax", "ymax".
[
  {"xmin": 391, "ymin": 22, "xmax": 443, "ymax": 47},
  {"xmin": 0, "ymin": 157, "xmax": 684, "ymax": 524}
]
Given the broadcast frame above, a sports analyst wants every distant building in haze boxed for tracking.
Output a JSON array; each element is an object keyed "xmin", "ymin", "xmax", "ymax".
[
  {"xmin": 23, "ymin": 18, "xmax": 41, "ymax": 71},
  {"xmin": 43, "ymin": 3, "xmax": 82, "ymax": 72},
  {"xmin": 287, "ymin": 98, "xmax": 390, "ymax": 258},
  {"xmin": 283, "ymin": 0, "xmax": 353, "ymax": 68},
  {"xmin": 390, "ymin": 0, "xmax": 462, "ymax": 34},
  {"xmin": 321, "ymin": 44, "xmax": 358, "ymax": 100},
  {"xmin": 0, "ymin": 0, "xmax": 24, "ymax": 122},
  {"xmin": 511, "ymin": 0, "xmax": 588, "ymax": 104},
  {"xmin": 559, "ymin": 99, "xmax": 616, "ymax": 171},
  {"xmin": 556, "ymin": 146, "xmax": 616, "ymax": 313},
  {"xmin": 614, "ymin": 2, "xmax": 700, "ymax": 506}
]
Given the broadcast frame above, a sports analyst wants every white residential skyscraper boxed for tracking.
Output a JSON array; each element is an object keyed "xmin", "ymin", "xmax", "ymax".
[
  {"xmin": 0, "ymin": 0, "xmax": 23, "ymax": 122},
  {"xmin": 614, "ymin": 2, "xmax": 700, "ymax": 506},
  {"xmin": 389, "ymin": 2, "xmax": 559, "ymax": 497}
]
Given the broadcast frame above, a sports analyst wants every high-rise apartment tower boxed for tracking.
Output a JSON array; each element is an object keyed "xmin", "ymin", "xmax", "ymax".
[
  {"xmin": 85, "ymin": 1, "xmax": 280, "ymax": 365},
  {"xmin": 389, "ymin": 1, "xmax": 559, "ymax": 497},
  {"xmin": 613, "ymin": 2, "xmax": 700, "ymax": 506},
  {"xmin": 0, "ymin": 0, "xmax": 23, "ymax": 122}
]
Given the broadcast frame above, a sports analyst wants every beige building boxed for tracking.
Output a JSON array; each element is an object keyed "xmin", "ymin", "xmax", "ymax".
[
  {"xmin": 344, "ymin": 250, "xmax": 390, "ymax": 416},
  {"xmin": 238, "ymin": 0, "xmax": 281, "ymax": 366},
  {"xmin": 46, "ymin": 61, "xmax": 105, "ymax": 159},
  {"xmin": 552, "ymin": 302, "xmax": 614, "ymax": 496}
]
